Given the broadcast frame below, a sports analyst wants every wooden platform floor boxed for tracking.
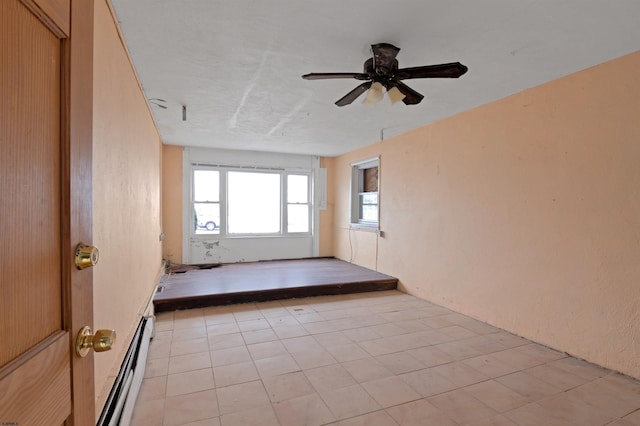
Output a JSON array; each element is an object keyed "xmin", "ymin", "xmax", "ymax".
[{"xmin": 154, "ymin": 258, "xmax": 398, "ymax": 312}]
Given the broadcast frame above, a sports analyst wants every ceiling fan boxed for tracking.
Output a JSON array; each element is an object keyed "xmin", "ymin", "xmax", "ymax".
[{"xmin": 302, "ymin": 43, "xmax": 468, "ymax": 106}]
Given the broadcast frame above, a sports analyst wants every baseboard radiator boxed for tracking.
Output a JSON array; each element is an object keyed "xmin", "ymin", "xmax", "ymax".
[{"xmin": 97, "ymin": 302, "xmax": 155, "ymax": 426}]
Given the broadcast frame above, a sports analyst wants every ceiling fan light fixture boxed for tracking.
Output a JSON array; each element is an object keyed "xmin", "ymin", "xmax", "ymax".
[
  {"xmin": 387, "ymin": 86, "xmax": 406, "ymax": 104},
  {"xmin": 363, "ymin": 82, "xmax": 384, "ymax": 106}
]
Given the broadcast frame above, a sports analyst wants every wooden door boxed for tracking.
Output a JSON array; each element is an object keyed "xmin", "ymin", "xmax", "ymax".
[{"xmin": 0, "ymin": 0, "xmax": 95, "ymax": 424}]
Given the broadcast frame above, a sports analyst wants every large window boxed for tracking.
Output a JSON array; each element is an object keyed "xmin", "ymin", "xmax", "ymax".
[
  {"xmin": 192, "ymin": 167, "xmax": 311, "ymax": 236},
  {"xmin": 228, "ymin": 171, "xmax": 281, "ymax": 234},
  {"xmin": 351, "ymin": 157, "xmax": 379, "ymax": 228}
]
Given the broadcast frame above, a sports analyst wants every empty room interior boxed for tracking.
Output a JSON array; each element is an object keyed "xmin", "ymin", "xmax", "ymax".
[{"xmin": 2, "ymin": 0, "xmax": 640, "ymax": 425}]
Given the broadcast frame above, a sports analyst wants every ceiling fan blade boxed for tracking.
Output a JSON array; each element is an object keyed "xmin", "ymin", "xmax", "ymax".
[
  {"xmin": 335, "ymin": 81, "xmax": 373, "ymax": 107},
  {"xmin": 371, "ymin": 43, "xmax": 400, "ymax": 74},
  {"xmin": 396, "ymin": 62, "xmax": 468, "ymax": 79},
  {"xmin": 302, "ymin": 72, "xmax": 369, "ymax": 80},
  {"xmin": 394, "ymin": 82, "xmax": 424, "ymax": 105}
]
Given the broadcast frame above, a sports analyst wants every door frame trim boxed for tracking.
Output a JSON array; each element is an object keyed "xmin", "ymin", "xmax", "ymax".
[
  {"xmin": 64, "ymin": 0, "xmax": 96, "ymax": 424},
  {"xmin": 19, "ymin": 0, "xmax": 70, "ymax": 37}
]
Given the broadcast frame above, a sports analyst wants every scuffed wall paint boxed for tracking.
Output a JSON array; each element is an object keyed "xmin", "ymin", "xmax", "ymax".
[
  {"xmin": 331, "ymin": 51, "xmax": 640, "ymax": 379},
  {"xmin": 188, "ymin": 236, "xmax": 313, "ymax": 264},
  {"xmin": 92, "ymin": 0, "xmax": 163, "ymax": 414}
]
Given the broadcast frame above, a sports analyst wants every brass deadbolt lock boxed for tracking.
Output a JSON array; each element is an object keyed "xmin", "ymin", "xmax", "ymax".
[
  {"xmin": 75, "ymin": 326, "xmax": 116, "ymax": 357},
  {"xmin": 75, "ymin": 243, "xmax": 99, "ymax": 269}
]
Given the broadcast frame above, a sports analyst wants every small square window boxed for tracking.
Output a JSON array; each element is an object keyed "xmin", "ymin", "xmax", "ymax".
[{"xmin": 351, "ymin": 158, "xmax": 379, "ymax": 228}]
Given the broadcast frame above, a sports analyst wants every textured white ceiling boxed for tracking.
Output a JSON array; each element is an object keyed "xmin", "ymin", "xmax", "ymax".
[{"xmin": 111, "ymin": 0, "xmax": 640, "ymax": 157}]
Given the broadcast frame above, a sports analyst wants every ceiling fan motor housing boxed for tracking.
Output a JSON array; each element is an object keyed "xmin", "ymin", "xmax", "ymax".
[{"xmin": 370, "ymin": 43, "xmax": 401, "ymax": 77}]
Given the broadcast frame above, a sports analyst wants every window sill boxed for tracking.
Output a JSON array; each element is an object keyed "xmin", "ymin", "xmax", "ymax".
[
  {"xmin": 191, "ymin": 233, "xmax": 312, "ymax": 240},
  {"xmin": 349, "ymin": 223, "xmax": 379, "ymax": 232}
]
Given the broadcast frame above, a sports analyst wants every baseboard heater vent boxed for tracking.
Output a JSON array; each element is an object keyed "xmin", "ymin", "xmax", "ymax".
[{"xmin": 96, "ymin": 314, "xmax": 154, "ymax": 426}]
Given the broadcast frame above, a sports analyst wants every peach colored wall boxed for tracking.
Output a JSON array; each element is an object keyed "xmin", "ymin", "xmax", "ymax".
[
  {"xmin": 331, "ymin": 144, "xmax": 384, "ymax": 271},
  {"xmin": 162, "ymin": 144, "xmax": 183, "ymax": 264},
  {"xmin": 332, "ymin": 52, "xmax": 640, "ymax": 379},
  {"xmin": 92, "ymin": 0, "xmax": 164, "ymax": 413},
  {"xmin": 319, "ymin": 157, "xmax": 335, "ymax": 256}
]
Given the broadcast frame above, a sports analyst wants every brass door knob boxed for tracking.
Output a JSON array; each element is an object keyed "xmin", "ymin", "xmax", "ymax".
[
  {"xmin": 75, "ymin": 326, "xmax": 116, "ymax": 357},
  {"xmin": 75, "ymin": 243, "xmax": 99, "ymax": 269}
]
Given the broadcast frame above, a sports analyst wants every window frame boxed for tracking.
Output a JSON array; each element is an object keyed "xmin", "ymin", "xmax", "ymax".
[
  {"xmin": 226, "ymin": 169, "xmax": 282, "ymax": 235},
  {"xmin": 350, "ymin": 157, "xmax": 380, "ymax": 230},
  {"xmin": 285, "ymin": 173, "xmax": 312, "ymax": 234},
  {"xmin": 190, "ymin": 165, "xmax": 312, "ymax": 238},
  {"xmin": 192, "ymin": 167, "xmax": 223, "ymax": 235}
]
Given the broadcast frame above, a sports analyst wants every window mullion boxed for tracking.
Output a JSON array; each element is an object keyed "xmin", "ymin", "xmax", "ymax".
[
  {"xmin": 307, "ymin": 173, "xmax": 312, "ymax": 233},
  {"xmin": 282, "ymin": 172, "xmax": 287, "ymax": 235},
  {"xmin": 220, "ymin": 169, "xmax": 227, "ymax": 236}
]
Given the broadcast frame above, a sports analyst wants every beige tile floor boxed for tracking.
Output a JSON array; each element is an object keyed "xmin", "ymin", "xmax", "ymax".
[{"xmin": 131, "ymin": 290, "xmax": 640, "ymax": 426}]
